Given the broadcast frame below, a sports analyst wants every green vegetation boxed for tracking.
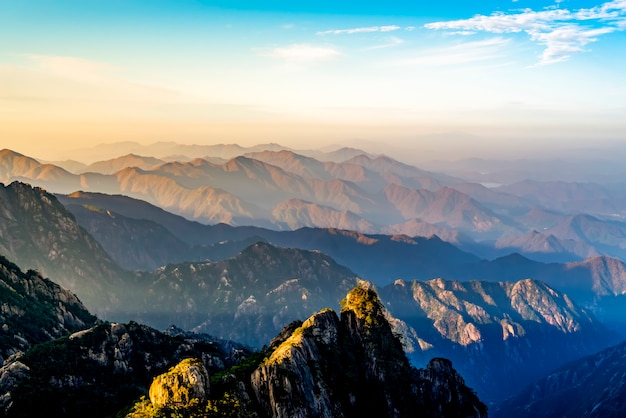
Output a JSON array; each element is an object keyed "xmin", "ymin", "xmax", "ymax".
[{"xmin": 340, "ymin": 286, "xmax": 386, "ymax": 328}]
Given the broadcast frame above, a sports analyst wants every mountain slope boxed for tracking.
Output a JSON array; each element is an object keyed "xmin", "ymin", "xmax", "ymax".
[
  {"xmin": 0, "ymin": 321, "xmax": 247, "ymax": 418},
  {"xmin": 63, "ymin": 203, "xmax": 212, "ymax": 270},
  {"xmin": 0, "ymin": 181, "xmax": 128, "ymax": 314},
  {"xmin": 0, "ymin": 149, "xmax": 80, "ymax": 193},
  {"xmin": 384, "ymin": 184, "xmax": 517, "ymax": 237},
  {"xmin": 379, "ymin": 278, "xmax": 616, "ymax": 401},
  {"xmin": 497, "ymin": 340, "xmax": 626, "ymax": 418},
  {"xmin": 495, "ymin": 229, "xmax": 600, "ymax": 262},
  {"xmin": 0, "ymin": 255, "xmax": 96, "ymax": 363},
  {"xmin": 272, "ymin": 198, "xmax": 379, "ymax": 232},
  {"xmin": 134, "ymin": 241, "xmax": 358, "ymax": 347},
  {"xmin": 80, "ymin": 153, "xmax": 165, "ymax": 174}
]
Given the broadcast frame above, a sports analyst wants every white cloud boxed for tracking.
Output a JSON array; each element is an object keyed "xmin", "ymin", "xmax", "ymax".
[
  {"xmin": 260, "ymin": 44, "xmax": 341, "ymax": 62},
  {"xmin": 317, "ymin": 25, "xmax": 401, "ymax": 35},
  {"xmin": 424, "ymin": 0, "xmax": 626, "ymax": 64}
]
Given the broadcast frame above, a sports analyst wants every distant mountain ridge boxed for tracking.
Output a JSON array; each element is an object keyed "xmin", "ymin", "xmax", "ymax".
[
  {"xmin": 6, "ymin": 145, "xmax": 626, "ymax": 262},
  {"xmin": 379, "ymin": 277, "xmax": 616, "ymax": 401},
  {"xmin": 133, "ymin": 241, "xmax": 359, "ymax": 347}
]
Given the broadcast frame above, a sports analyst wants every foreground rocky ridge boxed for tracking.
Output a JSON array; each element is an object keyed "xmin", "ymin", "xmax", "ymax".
[
  {"xmin": 0, "ymin": 321, "xmax": 249, "ymax": 417},
  {"xmin": 127, "ymin": 286, "xmax": 487, "ymax": 418}
]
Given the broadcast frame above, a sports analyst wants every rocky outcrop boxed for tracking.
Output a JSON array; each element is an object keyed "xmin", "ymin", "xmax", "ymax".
[
  {"xmin": 252, "ymin": 309, "xmax": 343, "ymax": 418},
  {"xmin": 0, "ymin": 254, "xmax": 96, "ymax": 363},
  {"xmin": 122, "ymin": 286, "xmax": 486, "ymax": 418},
  {"xmin": 250, "ymin": 286, "xmax": 487, "ymax": 418},
  {"xmin": 149, "ymin": 358, "xmax": 210, "ymax": 408},
  {"xmin": 0, "ymin": 321, "xmax": 247, "ymax": 417}
]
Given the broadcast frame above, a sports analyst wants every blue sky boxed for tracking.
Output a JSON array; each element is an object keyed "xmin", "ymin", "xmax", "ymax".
[{"xmin": 1, "ymin": 0, "xmax": 625, "ymax": 160}]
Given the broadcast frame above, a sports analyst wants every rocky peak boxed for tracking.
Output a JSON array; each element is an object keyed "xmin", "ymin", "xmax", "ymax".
[{"xmin": 250, "ymin": 285, "xmax": 487, "ymax": 418}]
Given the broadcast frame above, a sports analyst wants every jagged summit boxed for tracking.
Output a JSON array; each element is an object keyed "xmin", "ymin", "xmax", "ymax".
[{"xmin": 123, "ymin": 286, "xmax": 486, "ymax": 417}]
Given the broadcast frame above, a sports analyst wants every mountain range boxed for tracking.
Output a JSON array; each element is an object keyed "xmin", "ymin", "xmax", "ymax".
[
  {"xmin": 2, "ymin": 140, "xmax": 626, "ymax": 415},
  {"xmin": 0, "ymin": 254, "xmax": 486, "ymax": 418},
  {"xmin": 379, "ymin": 277, "xmax": 616, "ymax": 401},
  {"xmin": 7, "ymin": 145, "xmax": 626, "ymax": 263}
]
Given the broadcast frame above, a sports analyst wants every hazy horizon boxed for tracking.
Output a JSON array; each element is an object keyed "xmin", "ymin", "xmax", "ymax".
[{"xmin": 2, "ymin": 1, "xmax": 625, "ymax": 162}]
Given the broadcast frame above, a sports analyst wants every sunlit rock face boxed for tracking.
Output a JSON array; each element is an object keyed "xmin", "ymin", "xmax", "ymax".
[
  {"xmin": 149, "ymin": 358, "xmax": 210, "ymax": 408},
  {"xmin": 251, "ymin": 286, "xmax": 488, "ymax": 418},
  {"xmin": 379, "ymin": 277, "xmax": 616, "ymax": 401}
]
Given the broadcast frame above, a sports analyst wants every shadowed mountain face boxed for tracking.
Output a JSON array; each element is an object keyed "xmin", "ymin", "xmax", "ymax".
[
  {"xmin": 62, "ymin": 203, "xmax": 220, "ymax": 271},
  {"xmin": 496, "ymin": 340, "xmax": 626, "ymax": 418},
  {"xmin": 0, "ymin": 255, "xmax": 97, "ymax": 363},
  {"xmin": 0, "ymin": 181, "xmax": 128, "ymax": 315},
  {"xmin": 379, "ymin": 278, "xmax": 617, "ymax": 401},
  {"xmin": 132, "ymin": 241, "xmax": 358, "ymax": 347},
  {"xmin": 58, "ymin": 189, "xmax": 482, "ymax": 282}
]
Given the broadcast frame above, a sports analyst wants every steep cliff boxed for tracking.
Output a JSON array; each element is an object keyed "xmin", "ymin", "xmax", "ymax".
[
  {"xmin": 125, "ymin": 286, "xmax": 487, "ymax": 417},
  {"xmin": 0, "ymin": 254, "xmax": 96, "ymax": 363},
  {"xmin": 379, "ymin": 278, "xmax": 616, "ymax": 401},
  {"xmin": 0, "ymin": 181, "xmax": 128, "ymax": 314},
  {"xmin": 250, "ymin": 286, "xmax": 487, "ymax": 417}
]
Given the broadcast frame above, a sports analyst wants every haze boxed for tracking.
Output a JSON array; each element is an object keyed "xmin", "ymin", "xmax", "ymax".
[{"xmin": 1, "ymin": 0, "xmax": 625, "ymax": 162}]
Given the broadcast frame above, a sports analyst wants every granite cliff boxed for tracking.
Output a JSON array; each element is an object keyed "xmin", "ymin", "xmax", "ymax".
[{"xmin": 126, "ymin": 286, "xmax": 487, "ymax": 417}]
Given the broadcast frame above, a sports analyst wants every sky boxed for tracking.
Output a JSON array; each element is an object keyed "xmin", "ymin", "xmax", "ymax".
[{"xmin": 1, "ymin": 0, "xmax": 625, "ymax": 161}]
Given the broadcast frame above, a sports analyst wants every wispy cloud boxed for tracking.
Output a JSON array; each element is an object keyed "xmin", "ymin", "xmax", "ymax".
[
  {"xmin": 365, "ymin": 36, "xmax": 405, "ymax": 50},
  {"xmin": 25, "ymin": 54, "xmax": 120, "ymax": 82},
  {"xmin": 424, "ymin": 0, "xmax": 626, "ymax": 64},
  {"xmin": 317, "ymin": 25, "xmax": 401, "ymax": 35},
  {"xmin": 392, "ymin": 37, "xmax": 511, "ymax": 67},
  {"xmin": 259, "ymin": 44, "xmax": 341, "ymax": 62}
]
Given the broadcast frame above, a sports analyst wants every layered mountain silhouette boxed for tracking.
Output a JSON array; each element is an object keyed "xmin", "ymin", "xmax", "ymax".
[
  {"xmin": 5, "ymin": 145, "xmax": 626, "ymax": 263},
  {"xmin": 3, "ymin": 141, "xmax": 626, "ymax": 416}
]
